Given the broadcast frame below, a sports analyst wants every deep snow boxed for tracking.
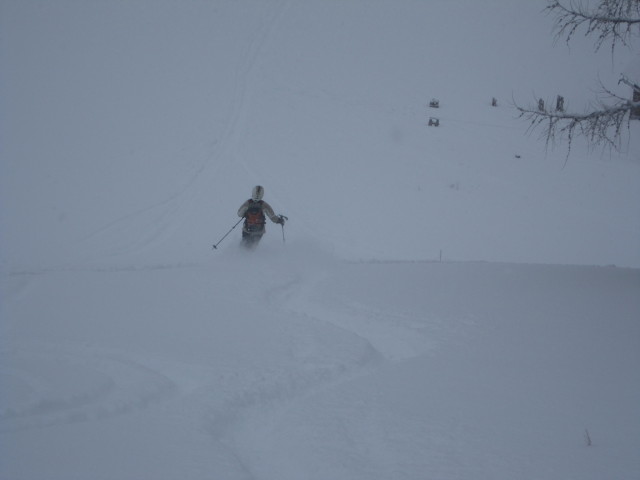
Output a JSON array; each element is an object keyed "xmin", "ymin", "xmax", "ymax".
[
  {"xmin": 1, "ymin": 253, "xmax": 639, "ymax": 479},
  {"xmin": 1, "ymin": 0, "xmax": 639, "ymax": 479}
]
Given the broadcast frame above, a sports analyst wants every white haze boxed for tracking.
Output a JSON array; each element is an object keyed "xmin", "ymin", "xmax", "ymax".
[{"xmin": 1, "ymin": 1, "xmax": 639, "ymax": 479}]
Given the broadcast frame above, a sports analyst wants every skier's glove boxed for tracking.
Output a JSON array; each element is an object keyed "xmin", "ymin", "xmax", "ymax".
[{"xmin": 277, "ymin": 215, "xmax": 286, "ymax": 225}]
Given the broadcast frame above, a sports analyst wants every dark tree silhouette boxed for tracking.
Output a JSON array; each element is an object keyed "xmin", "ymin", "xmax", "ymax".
[{"xmin": 516, "ymin": 0, "xmax": 640, "ymax": 154}]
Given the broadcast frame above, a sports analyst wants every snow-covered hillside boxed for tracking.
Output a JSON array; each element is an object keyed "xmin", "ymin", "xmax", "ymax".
[
  {"xmin": 1, "ymin": 1, "xmax": 639, "ymax": 479},
  {"xmin": 2, "ymin": 251, "xmax": 639, "ymax": 480},
  {"xmin": 1, "ymin": 0, "xmax": 639, "ymax": 269}
]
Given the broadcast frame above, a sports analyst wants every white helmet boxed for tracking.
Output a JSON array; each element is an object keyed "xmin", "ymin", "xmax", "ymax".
[{"xmin": 252, "ymin": 185, "xmax": 264, "ymax": 201}]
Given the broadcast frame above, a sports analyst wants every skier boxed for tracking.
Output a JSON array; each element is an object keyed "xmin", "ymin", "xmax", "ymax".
[{"xmin": 237, "ymin": 186, "xmax": 286, "ymax": 248}]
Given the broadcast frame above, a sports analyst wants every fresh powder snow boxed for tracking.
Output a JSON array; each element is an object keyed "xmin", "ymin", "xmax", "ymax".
[{"xmin": 1, "ymin": 1, "xmax": 639, "ymax": 479}]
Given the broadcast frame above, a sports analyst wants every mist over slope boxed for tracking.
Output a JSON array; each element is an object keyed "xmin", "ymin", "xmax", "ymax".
[
  {"xmin": 1, "ymin": 0, "xmax": 638, "ymax": 269},
  {"xmin": 2, "ymin": 250, "xmax": 639, "ymax": 480},
  {"xmin": 1, "ymin": 2, "xmax": 639, "ymax": 480}
]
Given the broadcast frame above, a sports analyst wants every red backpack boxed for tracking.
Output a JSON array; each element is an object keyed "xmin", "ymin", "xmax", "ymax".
[{"xmin": 245, "ymin": 201, "xmax": 265, "ymax": 227}]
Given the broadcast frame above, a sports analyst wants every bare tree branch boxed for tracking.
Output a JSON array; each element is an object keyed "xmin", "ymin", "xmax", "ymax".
[
  {"xmin": 516, "ymin": 91, "xmax": 638, "ymax": 154},
  {"xmin": 547, "ymin": 0, "xmax": 640, "ymax": 52},
  {"xmin": 515, "ymin": 0, "xmax": 639, "ymax": 157}
]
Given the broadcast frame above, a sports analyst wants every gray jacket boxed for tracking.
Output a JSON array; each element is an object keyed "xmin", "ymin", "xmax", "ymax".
[{"xmin": 237, "ymin": 199, "xmax": 280, "ymax": 231}]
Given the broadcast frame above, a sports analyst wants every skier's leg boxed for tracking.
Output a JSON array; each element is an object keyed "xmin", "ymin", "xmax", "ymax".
[{"xmin": 241, "ymin": 230, "xmax": 263, "ymax": 249}]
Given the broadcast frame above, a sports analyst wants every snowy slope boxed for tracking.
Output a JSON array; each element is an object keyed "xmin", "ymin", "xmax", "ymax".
[
  {"xmin": 1, "ymin": 1, "xmax": 639, "ymax": 479},
  {"xmin": 1, "ymin": 252, "xmax": 638, "ymax": 479},
  {"xmin": 1, "ymin": 0, "xmax": 638, "ymax": 269}
]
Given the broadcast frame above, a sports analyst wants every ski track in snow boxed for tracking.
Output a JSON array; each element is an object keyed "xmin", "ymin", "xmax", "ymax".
[
  {"xmin": 0, "ymin": 252, "xmax": 397, "ymax": 471},
  {"xmin": 0, "ymin": 344, "xmax": 176, "ymax": 433},
  {"xmin": 0, "ymin": 256, "xmax": 490, "ymax": 478},
  {"xmin": 198, "ymin": 258, "xmax": 475, "ymax": 478},
  {"xmin": 2, "ymin": 0, "xmax": 639, "ymax": 477},
  {"xmin": 1, "ymin": 252, "xmax": 639, "ymax": 480},
  {"xmin": 77, "ymin": 1, "xmax": 291, "ymax": 262},
  {"xmin": 198, "ymin": 265, "xmax": 386, "ymax": 443}
]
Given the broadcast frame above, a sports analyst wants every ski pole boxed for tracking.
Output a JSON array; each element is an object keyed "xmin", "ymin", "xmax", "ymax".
[
  {"xmin": 279, "ymin": 215, "xmax": 288, "ymax": 244},
  {"xmin": 212, "ymin": 218, "xmax": 244, "ymax": 250}
]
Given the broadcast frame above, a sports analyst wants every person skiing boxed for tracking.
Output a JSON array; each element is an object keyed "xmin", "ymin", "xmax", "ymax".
[{"xmin": 237, "ymin": 185, "xmax": 285, "ymax": 248}]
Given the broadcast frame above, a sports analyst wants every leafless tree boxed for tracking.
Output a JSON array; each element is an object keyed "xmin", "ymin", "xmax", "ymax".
[{"xmin": 516, "ymin": 0, "xmax": 640, "ymax": 155}]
